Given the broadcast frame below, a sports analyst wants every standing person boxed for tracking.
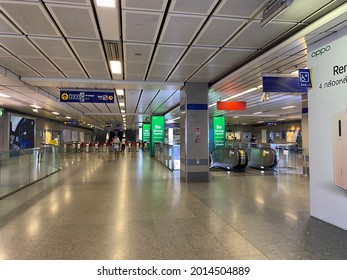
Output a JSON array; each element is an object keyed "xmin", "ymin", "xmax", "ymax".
[
  {"xmin": 121, "ymin": 137, "xmax": 126, "ymax": 152},
  {"xmin": 111, "ymin": 135, "xmax": 121, "ymax": 160}
]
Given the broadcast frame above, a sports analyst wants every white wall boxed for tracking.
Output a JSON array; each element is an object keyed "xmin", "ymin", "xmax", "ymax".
[{"xmin": 309, "ymin": 27, "xmax": 347, "ymax": 230}]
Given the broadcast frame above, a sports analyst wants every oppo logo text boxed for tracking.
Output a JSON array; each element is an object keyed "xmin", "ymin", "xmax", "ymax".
[{"xmin": 311, "ymin": 46, "xmax": 331, "ymax": 58}]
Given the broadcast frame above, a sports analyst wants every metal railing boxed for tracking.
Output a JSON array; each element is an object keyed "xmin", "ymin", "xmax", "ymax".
[{"xmin": 0, "ymin": 146, "xmax": 62, "ymax": 199}]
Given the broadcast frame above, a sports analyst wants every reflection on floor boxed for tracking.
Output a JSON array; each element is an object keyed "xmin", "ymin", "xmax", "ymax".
[{"xmin": 0, "ymin": 150, "xmax": 346, "ymax": 260}]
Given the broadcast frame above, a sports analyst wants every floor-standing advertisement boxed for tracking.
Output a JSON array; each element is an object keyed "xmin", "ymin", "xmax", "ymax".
[
  {"xmin": 308, "ymin": 26, "xmax": 347, "ymax": 230},
  {"xmin": 150, "ymin": 116, "xmax": 164, "ymax": 157},
  {"xmin": 213, "ymin": 116, "xmax": 225, "ymax": 149}
]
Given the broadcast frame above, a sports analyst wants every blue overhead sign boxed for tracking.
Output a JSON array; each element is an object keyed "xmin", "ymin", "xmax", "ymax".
[
  {"xmin": 262, "ymin": 75, "xmax": 308, "ymax": 93},
  {"xmin": 60, "ymin": 90, "xmax": 114, "ymax": 103},
  {"xmin": 63, "ymin": 120, "xmax": 79, "ymax": 126},
  {"xmin": 298, "ymin": 69, "xmax": 312, "ymax": 88}
]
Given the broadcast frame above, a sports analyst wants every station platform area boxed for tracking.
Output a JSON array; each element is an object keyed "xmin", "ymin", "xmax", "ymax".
[{"xmin": 0, "ymin": 150, "xmax": 347, "ymax": 260}]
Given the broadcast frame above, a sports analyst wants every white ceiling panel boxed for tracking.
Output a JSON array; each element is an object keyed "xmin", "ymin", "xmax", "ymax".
[
  {"xmin": 0, "ymin": 47, "xmax": 11, "ymax": 56},
  {"xmin": 123, "ymin": 11, "xmax": 163, "ymax": 43},
  {"xmin": 147, "ymin": 64, "xmax": 174, "ymax": 80},
  {"xmin": 47, "ymin": 4, "xmax": 98, "ymax": 39},
  {"xmin": 124, "ymin": 62, "xmax": 147, "ymax": 78},
  {"xmin": 160, "ymin": 14, "xmax": 205, "ymax": 45},
  {"xmin": 121, "ymin": 0, "xmax": 167, "ymax": 12},
  {"xmin": 21, "ymin": 57, "xmax": 58, "ymax": 72},
  {"xmin": 190, "ymin": 65, "xmax": 229, "ymax": 81},
  {"xmin": 170, "ymin": 0, "xmax": 219, "ymax": 15},
  {"xmin": 136, "ymin": 89, "xmax": 158, "ymax": 113},
  {"xmin": 0, "ymin": 36, "xmax": 42, "ymax": 57},
  {"xmin": 81, "ymin": 60, "xmax": 109, "ymax": 74},
  {"xmin": 276, "ymin": 0, "xmax": 342, "ymax": 23},
  {"xmin": 52, "ymin": 58, "xmax": 84, "ymax": 73},
  {"xmin": 152, "ymin": 45, "xmax": 186, "ymax": 64},
  {"xmin": 69, "ymin": 40, "xmax": 105, "ymax": 60},
  {"xmin": 214, "ymin": 0, "xmax": 266, "ymax": 18},
  {"xmin": 0, "ymin": 57, "xmax": 41, "ymax": 77},
  {"xmin": 44, "ymin": 0, "xmax": 89, "ymax": 4},
  {"xmin": 180, "ymin": 47, "xmax": 217, "ymax": 65},
  {"xmin": 0, "ymin": 13, "xmax": 21, "ymax": 34},
  {"xmin": 125, "ymin": 89, "xmax": 142, "ymax": 114},
  {"xmin": 207, "ymin": 48, "xmax": 254, "ymax": 67},
  {"xmin": 30, "ymin": 37, "xmax": 74, "ymax": 59},
  {"xmin": 194, "ymin": 17, "xmax": 245, "ymax": 47},
  {"xmin": 228, "ymin": 21, "xmax": 297, "ymax": 48},
  {"xmin": 65, "ymin": 72, "xmax": 88, "ymax": 79},
  {"xmin": 169, "ymin": 64, "xmax": 200, "ymax": 78},
  {"xmin": 39, "ymin": 71, "xmax": 65, "ymax": 78},
  {"xmin": 124, "ymin": 43, "xmax": 154, "ymax": 63},
  {"xmin": 0, "ymin": 2, "xmax": 59, "ymax": 36},
  {"xmin": 146, "ymin": 89, "xmax": 176, "ymax": 113}
]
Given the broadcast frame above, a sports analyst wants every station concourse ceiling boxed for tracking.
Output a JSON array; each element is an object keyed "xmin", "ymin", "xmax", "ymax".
[{"xmin": 1, "ymin": 0, "xmax": 347, "ymax": 130}]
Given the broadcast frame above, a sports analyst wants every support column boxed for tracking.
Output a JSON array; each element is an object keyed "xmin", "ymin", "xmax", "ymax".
[{"xmin": 180, "ymin": 83, "xmax": 209, "ymax": 182}]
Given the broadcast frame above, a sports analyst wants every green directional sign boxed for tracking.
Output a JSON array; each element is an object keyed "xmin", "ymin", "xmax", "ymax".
[
  {"xmin": 213, "ymin": 116, "xmax": 225, "ymax": 149},
  {"xmin": 142, "ymin": 123, "xmax": 150, "ymax": 142},
  {"xmin": 150, "ymin": 116, "xmax": 164, "ymax": 156}
]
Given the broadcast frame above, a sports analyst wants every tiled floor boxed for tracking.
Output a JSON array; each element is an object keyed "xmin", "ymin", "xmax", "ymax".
[{"xmin": 0, "ymin": 150, "xmax": 346, "ymax": 260}]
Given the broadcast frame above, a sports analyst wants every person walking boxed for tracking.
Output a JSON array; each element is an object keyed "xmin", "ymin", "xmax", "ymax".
[{"xmin": 111, "ymin": 135, "xmax": 121, "ymax": 160}]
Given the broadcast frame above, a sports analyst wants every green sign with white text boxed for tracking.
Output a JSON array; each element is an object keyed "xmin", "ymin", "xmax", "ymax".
[
  {"xmin": 142, "ymin": 123, "xmax": 150, "ymax": 142},
  {"xmin": 214, "ymin": 116, "xmax": 225, "ymax": 149},
  {"xmin": 150, "ymin": 116, "xmax": 165, "ymax": 156}
]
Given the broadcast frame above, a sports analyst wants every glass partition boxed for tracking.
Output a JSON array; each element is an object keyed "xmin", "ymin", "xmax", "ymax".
[
  {"xmin": 154, "ymin": 142, "xmax": 180, "ymax": 171},
  {"xmin": 0, "ymin": 146, "xmax": 61, "ymax": 199}
]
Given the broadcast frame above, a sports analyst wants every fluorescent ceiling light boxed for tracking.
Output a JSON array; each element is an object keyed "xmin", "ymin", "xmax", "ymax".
[
  {"xmin": 66, "ymin": 116, "xmax": 71, "ymax": 119},
  {"xmin": 32, "ymin": 108, "xmax": 39, "ymax": 113},
  {"xmin": 0, "ymin": 93, "xmax": 10, "ymax": 98},
  {"xmin": 233, "ymin": 116, "xmax": 239, "ymax": 119},
  {"xmin": 257, "ymin": 121, "xmax": 265, "ymax": 123},
  {"xmin": 96, "ymin": 0, "xmax": 115, "ymax": 8},
  {"xmin": 116, "ymin": 89, "xmax": 124, "ymax": 96},
  {"xmin": 121, "ymin": 109, "xmax": 125, "ymax": 113},
  {"xmin": 119, "ymin": 102, "xmax": 125, "ymax": 106},
  {"xmin": 261, "ymin": 0, "xmax": 294, "ymax": 27},
  {"xmin": 282, "ymin": 106, "xmax": 295, "ymax": 109},
  {"xmin": 110, "ymin": 60, "xmax": 122, "ymax": 74},
  {"xmin": 209, "ymin": 103, "xmax": 216, "ymax": 108},
  {"xmin": 52, "ymin": 112, "xmax": 60, "ymax": 115},
  {"xmin": 253, "ymin": 111, "xmax": 263, "ymax": 115},
  {"xmin": 30, "ymin": 104, "xmax": 42, "ymax": 109}
]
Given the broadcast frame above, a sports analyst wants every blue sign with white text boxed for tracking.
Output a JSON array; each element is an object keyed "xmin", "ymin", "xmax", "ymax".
[
  {"xmin": 262, "ymin": 76, "xmax": 308, "ymax": 93},
  {"xmin": 298, "ymin": 69, "xmax": 312, "ymax": 88},
  {"xmin": 60, "ymin": 90, "xmax": 114, "ymax": 103}
]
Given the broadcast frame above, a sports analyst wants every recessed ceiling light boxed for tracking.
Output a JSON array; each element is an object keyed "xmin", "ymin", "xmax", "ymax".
[
  {"xmin": 116, "ymin": 89, "xmax": 124, "ymax": 96},
  {"xmin": 121, "ymin": 109, "xmax": 125, "ymax": 113},
  {"xmin": 0, "ymin": 93, "xmax": 10, "ymax": 98},
  {"xmin": 96, "ymin": 0, "xmax": 115, "ymax": 8},
  {"xmin": 253, "ymin": 111, "xmax": 263, "ymax": 115},
  {"xmin": 233, "ymin": 116, "xmax": 239, "ymax": 119},
  {"xmin": 119, "ymin": 102, "xmax": 125, "ymax": 106},
  {"xmin": 32, "ymin": 108, "xmax": 39, "ymax": 113},
  {"xmin": 282, "ymin": 106, "xmax": 295, "ymax": 109},
  {"xmin": 66, "ymin": 116, "xmax": 71, "ymax": 119},
  {"xmin": 52, "ymin": 112, "xmax": 60, "ymax": 115},
  {"xmin": 110, "ymin": 60, "xmax": 122, "ymax": 74},
  {"xmin": 257, "ymin": 121, "xmax": 265, "ymax": 123},
  {"xmin": 30, "ymin": 105, "xmax": 42, "ymax": 109}
]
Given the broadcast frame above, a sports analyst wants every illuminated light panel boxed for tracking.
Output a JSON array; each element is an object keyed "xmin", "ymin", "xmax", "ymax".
[
  {"xmin": 96, "ymin": 0, "xmax": 115, "ymax": 8},
  {"xmin": 0, "ymin": 93, "xmax": 10, "ymax": 98},
  {"xmin": 116, "ymin": 89, "xmax": 124, "ymax": 96},
  {"xmin": 110, "ymin": 60, "xmax": 122, "ymax": 74},
  {"xmin": 282, "ymin": 106, "xmax": 296, "ymax": 109}
]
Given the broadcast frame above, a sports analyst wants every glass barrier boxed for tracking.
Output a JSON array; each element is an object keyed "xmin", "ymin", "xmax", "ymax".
[
  {"xmin": 0, "ymin": 146, "xmax": 61, "ymax": 199},
  {"xmin": 224, "ymin": 141, "xmax": 308, "ymax": 175},
  {"xmin": 154, "ymin": 142, "xmax": 180, "ymax": 171}
]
